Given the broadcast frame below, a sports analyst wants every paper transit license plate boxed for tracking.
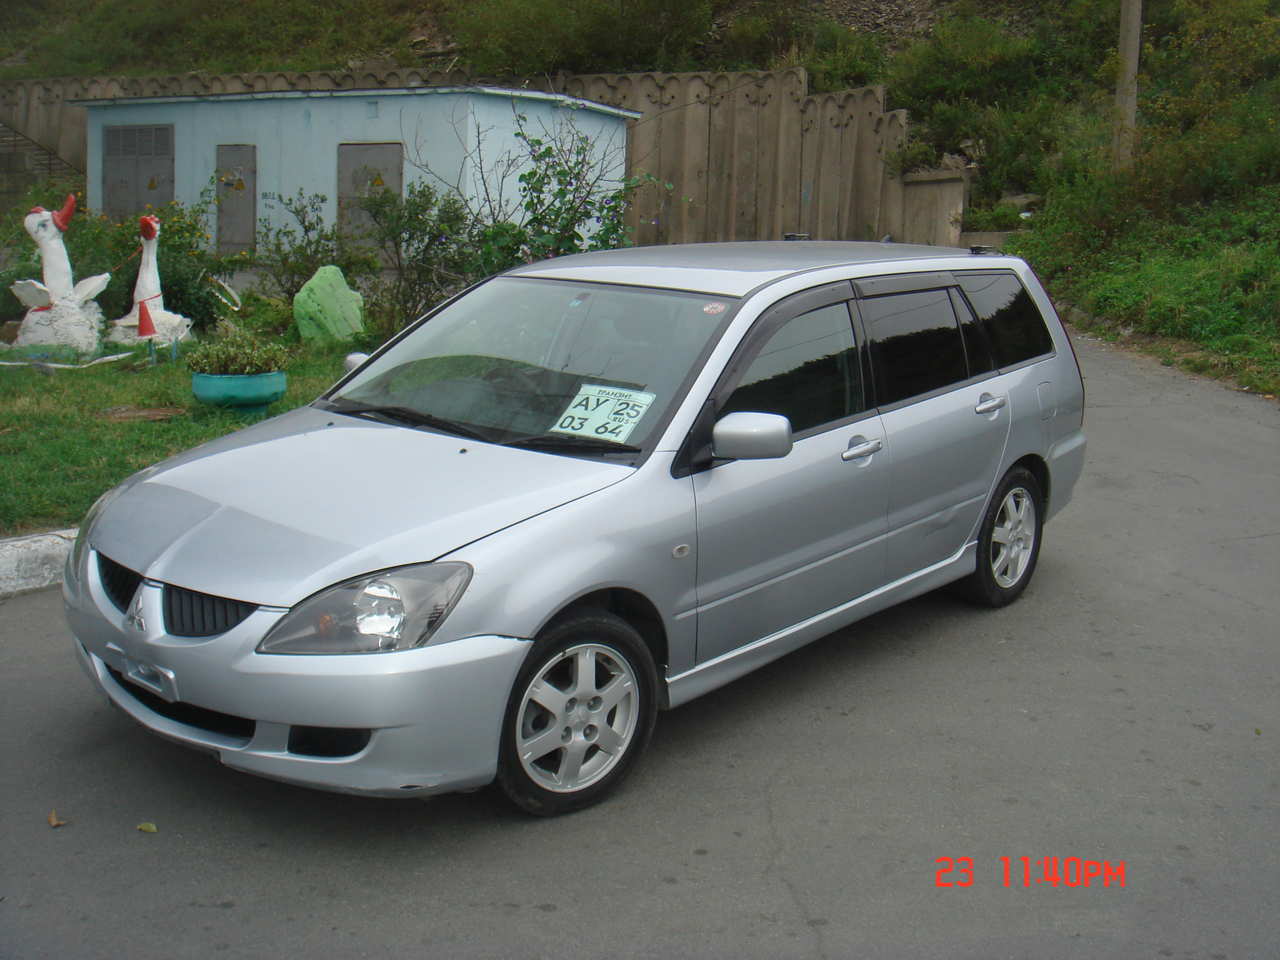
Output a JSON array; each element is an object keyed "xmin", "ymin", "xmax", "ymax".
[{"xmin": 551, "ymin": 384, "xmax": 656, "ymax": 443}]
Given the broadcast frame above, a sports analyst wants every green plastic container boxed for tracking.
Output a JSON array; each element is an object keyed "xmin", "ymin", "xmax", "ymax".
[{"xmin": 191, "ymin": 372, "xmax": 287, "ymax": 415}]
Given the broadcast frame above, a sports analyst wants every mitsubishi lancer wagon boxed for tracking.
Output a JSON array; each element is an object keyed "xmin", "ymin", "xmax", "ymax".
[{"xmin": 64, "ymin": 241, "xmax": 1086, "ymax": 815}]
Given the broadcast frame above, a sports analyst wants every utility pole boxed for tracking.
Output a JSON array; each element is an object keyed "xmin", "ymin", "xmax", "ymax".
[{"xmin": 1113, "ymin": 0, "xmax": 1143, "ymax": 172}]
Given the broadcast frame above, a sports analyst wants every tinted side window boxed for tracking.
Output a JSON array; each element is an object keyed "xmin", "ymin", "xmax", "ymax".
[
  {"xmin": 861, "ymin": 289, "xmax": 967, "ymax": 406},
  {"xmin": 957, "ymin": 273, "xmax": 1054, "ymax": 367},
  {"xmin": 950, "ymin": 288, "xmax": 996, "ymax": 377},
  {"xmin": 721, "ymin": 302, "xmax": 861, "ymax": 433}
]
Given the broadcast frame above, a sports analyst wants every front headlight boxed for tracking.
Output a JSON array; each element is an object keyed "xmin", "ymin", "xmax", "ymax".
[{"xmin": 257, "ymin": 563, "xmax": 472, "ymax": 655}]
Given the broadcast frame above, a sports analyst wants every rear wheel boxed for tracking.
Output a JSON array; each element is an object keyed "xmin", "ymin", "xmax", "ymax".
[
  {"xmin": 497, "ymin": 610, "xmax": 657, "ymax": 816},
  {"xmin": 962, "ymin": 466, "xmax": 1044, "ymax": 607}
]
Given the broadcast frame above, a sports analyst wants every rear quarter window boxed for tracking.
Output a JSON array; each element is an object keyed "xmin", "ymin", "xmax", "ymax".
[{"xmin": 957, "ymin": 272, "xmax": 1054, "ymax": 368}]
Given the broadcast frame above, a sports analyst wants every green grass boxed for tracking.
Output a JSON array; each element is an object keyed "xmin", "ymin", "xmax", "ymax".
[
  {"xmin": 0, "ymin": 342, "xmax": 354, "ymax": 535},
  {"xmin": 0, "ymin": 0, "xmax": 431, "ymax": 82},
  {"xmin": 1008, "ymin": 183, "xmax": 1280, "ymax": 397}
]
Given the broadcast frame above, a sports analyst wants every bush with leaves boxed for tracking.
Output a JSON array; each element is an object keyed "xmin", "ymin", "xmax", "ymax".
[
  {"xmin": 451, "ymin": 115, "xmax": 664, "ymax": 283},
  {"xmin": 355, "ymin": 180, "xmax": 472, "ymax": 333},
  {"xmin": 715, "ymin": 5, "xmax": 884, "ymax": 93},
  {"xmin": 253, "ymin": 190, "xmax": 378, "ymax": 303},
  {"xmin": 186, "ymin": 324, "xmax": 291, "ymax": 375}
]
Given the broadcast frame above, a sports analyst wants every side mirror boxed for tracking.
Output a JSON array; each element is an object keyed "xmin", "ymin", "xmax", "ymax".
[
  {"xmin": 712, "ymin": 412, "xmax": 793, "ymax": 461},
  {"xmin": 343, "ymin": 352, "xmax": 370, "ymax": 374}
]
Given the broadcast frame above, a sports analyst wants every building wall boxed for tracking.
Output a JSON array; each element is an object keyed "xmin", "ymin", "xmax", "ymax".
[{"xmin": 81, "ymin": 89, "xmax": 631, "ymax": 235}]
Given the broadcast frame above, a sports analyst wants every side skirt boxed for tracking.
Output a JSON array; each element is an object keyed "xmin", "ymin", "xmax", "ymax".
[{"xmin": 665, "ymin": 542, "xmax": 978, "ymax": 709}]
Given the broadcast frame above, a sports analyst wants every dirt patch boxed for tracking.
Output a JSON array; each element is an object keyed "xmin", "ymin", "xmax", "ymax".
[{"xmin": 99, "ymin": 406, "xmax": 186, "ymax": 422}]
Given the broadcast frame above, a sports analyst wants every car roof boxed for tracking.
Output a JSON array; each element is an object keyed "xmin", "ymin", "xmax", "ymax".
[{"xmin": 504, "ymin": 241, "xmax": 976, "ymax": 297}]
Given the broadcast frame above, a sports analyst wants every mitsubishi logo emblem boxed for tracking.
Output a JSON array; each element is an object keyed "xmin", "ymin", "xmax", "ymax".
[{"xmin": 125, "ymin": 595, "xmax": 146, "ymax": 632}]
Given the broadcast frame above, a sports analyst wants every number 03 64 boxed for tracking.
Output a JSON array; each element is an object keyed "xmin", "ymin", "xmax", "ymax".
[{"xmin": 935, "ymin": 856, "xmax": 1126, "ymax": 888}]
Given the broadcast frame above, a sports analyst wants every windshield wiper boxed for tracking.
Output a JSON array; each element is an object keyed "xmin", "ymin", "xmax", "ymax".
[
  {"xmin": 321, "ymin": 400, "xmax": 494, "ymax": 442},
  {"xmin": 503, "ymin": 434, "xmax": 641, "ymax": 455}
]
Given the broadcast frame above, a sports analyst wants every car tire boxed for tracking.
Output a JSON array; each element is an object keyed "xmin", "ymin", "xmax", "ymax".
[
  {"xmin": 497, "ymin": 610, "xmax": 658, "ymax": 816},
  {"xmin": 961, "ymin": 466, "xmax": 1045, "ymax": 608}
]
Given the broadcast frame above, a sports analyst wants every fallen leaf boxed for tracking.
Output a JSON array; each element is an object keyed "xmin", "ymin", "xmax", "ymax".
[
  {"xmin": 47, "ymin": 809, "xmax": 67, "ymax": 828},
  {"xmin": 137, "ymin": 821, "xmax": 158, "ymax": 833}
]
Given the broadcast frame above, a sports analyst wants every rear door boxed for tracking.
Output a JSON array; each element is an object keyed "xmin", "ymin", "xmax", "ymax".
[
  {"xmin": 855, "ymin": 274, "xmax": 1011, "ymax": 582},
  {"xmin": 691, "ymin": 283, "xmax": 889, "ymax": 664}
]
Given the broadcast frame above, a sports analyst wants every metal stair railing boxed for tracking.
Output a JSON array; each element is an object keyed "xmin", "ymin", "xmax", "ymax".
[{"xmin": 0, "ymin": 120, "xmax": 83, "ymax": 178}]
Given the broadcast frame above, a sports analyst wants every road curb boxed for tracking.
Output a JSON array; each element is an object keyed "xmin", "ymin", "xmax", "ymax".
[{"xmin": 0, "ymin": 528, "xmax": 77, "ymax": 598}]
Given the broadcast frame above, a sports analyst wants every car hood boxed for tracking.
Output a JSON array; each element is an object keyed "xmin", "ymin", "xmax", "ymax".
[{"xmin": 90, "ymin": 406, "xmax": 631, "ymax": 606}]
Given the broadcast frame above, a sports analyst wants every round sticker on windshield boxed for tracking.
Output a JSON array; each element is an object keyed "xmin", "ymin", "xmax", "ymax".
[{"xmin": 703, "ymin": 302, "xmax": 727, "ymax": 315}]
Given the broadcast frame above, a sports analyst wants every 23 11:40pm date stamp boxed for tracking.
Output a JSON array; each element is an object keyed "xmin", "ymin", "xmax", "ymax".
[{"xmin": 936, "ymin": 857, "xmax": 1127, "ymax": 888}]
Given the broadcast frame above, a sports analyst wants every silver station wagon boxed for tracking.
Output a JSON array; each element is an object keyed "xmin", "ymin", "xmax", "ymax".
[{"xmin": 64, "ymin": 242, "xmax": 1086, "ymax": 815}]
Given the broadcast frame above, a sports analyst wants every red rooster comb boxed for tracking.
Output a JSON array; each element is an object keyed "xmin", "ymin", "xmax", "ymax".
[
  {"xmin": 50, "ymin": 194, "xmax": 76, "ymax": 232},
  {"xmin": 139, "ymin": 215, "xmax": 160, "ymax": 240}
]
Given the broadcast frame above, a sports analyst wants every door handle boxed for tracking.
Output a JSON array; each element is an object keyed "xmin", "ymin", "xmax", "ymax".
[
  {"xmin": 974, "ymin": 394, "xmax": 1007, "ymax": 415},
  {"xmin": 841, "ymin": 437, "xmax": 883, "ymax": 461}
]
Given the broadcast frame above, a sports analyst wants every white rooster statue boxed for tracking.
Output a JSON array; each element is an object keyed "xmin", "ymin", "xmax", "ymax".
[
  {"xmin": 107, "ymin": 215, "xmax": 193, "ymax": 346},
  {"xmin": 10, "ymin": 194, "xmax": 110, "ymax": 354}
]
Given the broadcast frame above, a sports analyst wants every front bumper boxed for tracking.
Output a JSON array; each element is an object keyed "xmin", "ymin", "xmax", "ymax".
[{"xmin": 65, "ymin": 551, "xmax": 530, "ymax": 798}]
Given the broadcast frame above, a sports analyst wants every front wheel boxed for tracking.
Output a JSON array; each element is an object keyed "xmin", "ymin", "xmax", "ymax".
[
  {"xmin": 497, "ymin": 610, "xmax": 657, "ymax": 816},
  {"xmin": 961, "ymin": 466, "xmax": 1045, "ymax": 607}
]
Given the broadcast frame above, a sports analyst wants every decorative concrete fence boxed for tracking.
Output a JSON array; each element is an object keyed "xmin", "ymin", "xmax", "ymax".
[{"xmin": 0, "ymin": 67, "xmax": 970, "ymax": 247}]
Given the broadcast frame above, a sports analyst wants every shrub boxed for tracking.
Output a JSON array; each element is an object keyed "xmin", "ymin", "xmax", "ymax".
[
  {"xmin": 356, "ymin": 180, "xmax": 472, "ymax": 333},
  {"xmin": 446, "ymin": 0, "xmax": 710, "ymax": 75},
  {"xmin": 962, "ymin": 204, "xmax": 1025, "ymax": 232},
  {"xmin": 712, "ymin": 7, "xmax": 884, "ymax": 92},
  {"xmin": 186, "ymin": 325, "xmax": 291, "ymax": 375},
  {"xmin": 253, "ymin": 190, "xmax": 379, "ymax": 303},
  {"xmin": 234, "ymin": 291, "xmax": 297, "ymax": 338},
  {"xmin": 426, "ymin": 113, "xmax": 667, "ymax": 285}
]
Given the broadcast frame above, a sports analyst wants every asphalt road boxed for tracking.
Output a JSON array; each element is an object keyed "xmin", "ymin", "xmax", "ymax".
[{"xmin": 2, "ymin": 333, "xmax": 1277, "ymax": 960}]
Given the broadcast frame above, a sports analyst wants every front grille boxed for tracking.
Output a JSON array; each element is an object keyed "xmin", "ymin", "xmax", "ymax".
[
  {"xmin": 163, "ymin": 584, "xmax": 258, "ymax": 637},
  {"xmin": 105, "ymin": 664, "xmax": 255, "ymax": 742},
  {"xmin": 97, "ymin": 554, "xmax": 143, "ymax": 612}
]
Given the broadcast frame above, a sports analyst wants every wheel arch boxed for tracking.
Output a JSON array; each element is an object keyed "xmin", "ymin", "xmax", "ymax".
[
  {"xmin": 542, "ymin": 588, "xmax": 671, "ymax": 708},
  {"xmin": 1009, "ymin": 452, "xmax": 1050, "ymax": 514}
]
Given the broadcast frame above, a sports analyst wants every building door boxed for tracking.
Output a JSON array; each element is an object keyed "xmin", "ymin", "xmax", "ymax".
[
  {"xmin": 102, "ymin": 125, "xmax": 174, "ymax": 221},
  {"xmin": 215, "ymin": 144, "xmax": 256, "ymax": 255},
  {"xmin": 336, "ymin": 142, "xmax": 403, "ymax": 240}
]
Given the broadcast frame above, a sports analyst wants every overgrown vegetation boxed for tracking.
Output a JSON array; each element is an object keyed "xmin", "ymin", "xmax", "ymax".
[
  {"xmin": 446, "ymin": 0, "xmax": 712, "ymax": 76},
  {"xmin": 0, "ymin": 0, "xmax": 425, "ymax": 82}
]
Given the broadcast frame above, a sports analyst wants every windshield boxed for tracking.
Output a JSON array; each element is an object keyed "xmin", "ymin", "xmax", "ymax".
[{"xmin": 324, "ymin": 277, "xmax": 736, "ymax": 455}]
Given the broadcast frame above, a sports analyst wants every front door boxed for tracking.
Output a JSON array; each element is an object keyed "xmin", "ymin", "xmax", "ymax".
[{"xmin": 693, "ymin": 287, "xmax": 889, "ymax": 664}]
